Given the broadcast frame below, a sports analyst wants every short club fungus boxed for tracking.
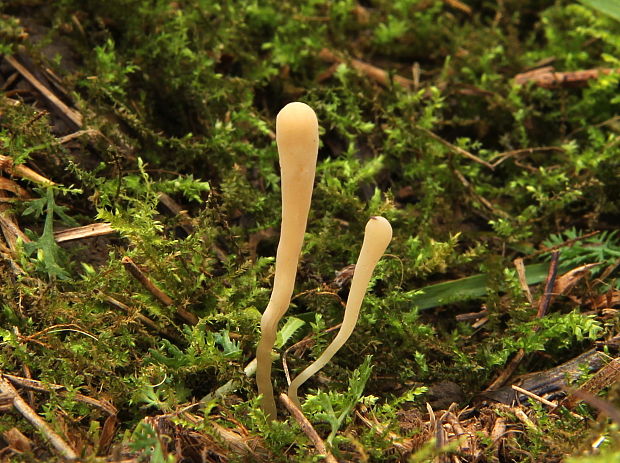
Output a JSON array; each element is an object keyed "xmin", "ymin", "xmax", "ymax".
[
  {"xmin": 256, "ymin": 102, "xmax": 319, "ymax": 418},
  {"xmin": 288, "ymin": 216, "xmax": 392, "ymax": 408}
]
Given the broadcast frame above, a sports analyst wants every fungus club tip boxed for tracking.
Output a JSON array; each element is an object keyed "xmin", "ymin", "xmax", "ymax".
[
  {"xmin": 279, "ymin": 101, "xmax": 315, "ymax": 115},
  {"xmin": 276, "ymin": 102, "xmax": 318, "ymax": 133},
  {"xmin": 275, "ymin": 102, "xmax": 319, "ymax": 169},
  {"xmin": 365, "ymin": 216, "xmax": 392, "ymax": 247}
]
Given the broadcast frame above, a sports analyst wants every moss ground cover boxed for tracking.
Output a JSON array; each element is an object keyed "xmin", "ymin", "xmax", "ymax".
[{"xmin": 0, "ymin": 0, "xmax": 619, "ymax": 461}]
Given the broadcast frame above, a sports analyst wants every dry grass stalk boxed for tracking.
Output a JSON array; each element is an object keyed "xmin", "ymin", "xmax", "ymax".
[
  {"xmin": 0, "ymin": 154, "xmax": 55, "ymax": 186},
  {"xmin": 4, "ymin": 55, "xmax": 83, "ymax": 128},
  {"xmin": 54, "ymin": 223, "xmax": 115, "ymax": 243},
  {"xmin": 515, "ymin": 67, "xmax": 620, "ymax": 88},
  {"xmin": 319, "ymin": 48, "xmax": 414, "ymax": 88},
  {"xmin": 121, "ymin": 256, "xmax": 198, "ymax": 325},
  {"xmin": 2, "ymin": 373, "xmax": 117, "ymax": 416},
  {"xmin": 279, "ymin": 393, "xmax": 339, "ymax": 463},
  {"xmin": 0, "ymin": 375, "xmax": 78, "ymax": 460}
]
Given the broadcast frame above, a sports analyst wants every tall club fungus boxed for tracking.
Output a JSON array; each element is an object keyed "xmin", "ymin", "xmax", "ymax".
[
  {"xmin": 288, "ymin": 216, "xmax": 392, "ymax": 408},
  {"xmin": 255, "ymin": 102, "xmax": 319, "ymax": 418}
]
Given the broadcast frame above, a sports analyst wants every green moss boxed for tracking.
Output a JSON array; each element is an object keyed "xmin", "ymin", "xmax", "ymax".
[{"xmin": 0, "ymin": 0, "xmax": 619, "ymax": 460}]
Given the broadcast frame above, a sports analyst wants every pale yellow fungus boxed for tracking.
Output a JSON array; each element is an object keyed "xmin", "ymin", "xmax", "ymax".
[
  {"xmin": 256, "ymin": 102, "xmax": 319, "ymax": 418},
  {"xmin": 288, "ymin": 216, "xmax": 392, "ymax": 408}
]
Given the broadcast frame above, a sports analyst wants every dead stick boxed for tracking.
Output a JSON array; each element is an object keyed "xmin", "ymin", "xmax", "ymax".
[
  {"xmin": 122, "ymin": 256, "xmax": 173, "ymax": 305},
  {"xmin": 0, "ymin": 375, "xmax": 78, "ymax": 460},
  {"xmin": 4, "ymin": 55, "xmax": 83, "ymax": 128},
  {"xmin": 513, "ymin": 258, "xmax": 533, "ymax": 304},
  {"xmin": 515, "ymin": 68, "xmax": 620, "ymax": 89},
  {"xmin": 416, "ymin": 127, "xmax": 495, "ymax": 170},
  {"xmin": 0, "ymin": 154, "xmax": 56, "ymax": 186},
  {"xmin": 101, "ymin": 293, "xmax": 184, "ymax": 343},
  {"xmin": 486, "ymin": 252, "xmax": 560, "ymax": 391},
  {"xmin": 485, "ymin": 350, "xmax": 526, "ymax": 392},
  {"xmin": 158, "ymin": 192, "xmax": 194, "ymax": 235},
  {"xmin": 12, "ymin": 327, "xmax": 35, "ymax": 406},
  {"xmin": 528, "ymin": 231, "xmax": 600, "ymax": 260},
  {"xmin": 511, "ymin": 385, "xmax": 556, "ymax": 407},
  {"xmin": 444, "ymin": 412, "xmax": 473, "ymax": 455},
  {"xmin": 54, "ymin": 223, "xmax": 115, "ymax": 243},
  {"xmin": 2, "ymin": 373, "xmax": 117, "ymax": 416},
  {"xmin": 279, "ymin": 393, "xmax": 339, "ymax": 463},
  {"xmin": 511, "ymin": 384, "xmax": 583, "ymax": 420},
  {"xmin": 452, "ymin": 168, "xmax": 506, "ymax": 216},
  {"xmin": 490, "ymin": 146, "xmax": 564, "ymax": 168},
  {"xmin": 537, "ymin": 251, "xmax": 559, "ymax": 318},
  {"xmin": 121, "ymin": 256, "xmax": 198, "ymax": 325},
  {"xmin": 282, "ymin": 323, "xmax": 342, "ymax": 386},
  {"xmin": 443, "ymin": 0, "xmax": 472, "ymax": 14},
  {"xmin": 56, "ymin": 129, "xmax": 101, "ymax": 144},
  {"xmin": 319, "ymin": 48, "xmax": 413, "ymax": 88},
  {"xmin": 455, "ymin": 310, "xmax": 488, "ymax": 322}
]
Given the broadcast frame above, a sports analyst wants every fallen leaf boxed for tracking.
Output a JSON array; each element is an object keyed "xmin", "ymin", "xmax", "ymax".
[{"xmin": 553, "ymin": 263, "xmax": 600, "ymax": 297}]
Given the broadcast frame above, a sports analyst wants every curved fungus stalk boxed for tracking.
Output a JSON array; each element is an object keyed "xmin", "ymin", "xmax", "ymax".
[
  {"xmin": 288, "ymin": 216, "xmax": 392, "ymax": 408},
  {"xmin": 256, "ymin": 102, "xmax": 319, "ymax": 419}
]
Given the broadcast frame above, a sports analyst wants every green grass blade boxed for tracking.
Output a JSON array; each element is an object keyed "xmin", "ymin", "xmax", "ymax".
[
  {"xmin": 579, "ymin": 0, "xmax": 620, "ymax": 21},
  {"xmin": 411, "ymin": 262, "xmax": 559, "ymax": 310}
]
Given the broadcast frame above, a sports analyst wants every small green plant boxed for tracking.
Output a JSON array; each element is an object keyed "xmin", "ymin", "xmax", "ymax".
[
  {"xmin": 303, "ymin": 355, "xmax": 374, "ymax": 446},
  {"xmin": 544, "ymin": 228, "xmax": 620, "ymax": 273},
  {"xmin": 128, "ymin": 422, "xmax": 175, "ymax": 463},
  {"xmin": 21, "ymin": 187, "xmax": 79, "ymax": 280}
]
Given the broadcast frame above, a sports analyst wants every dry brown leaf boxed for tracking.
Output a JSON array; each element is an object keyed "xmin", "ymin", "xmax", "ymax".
[
  {"xmin": 0, "ymin": 177, "xmax": 31, "ymax": 198},
  {"xmin": 553, "ymin": 263, "xmax": 600, "ymax": 297},
  {"xmin": 591, "ymin": 290, "xmax": 620, "ymax": 310},
  {"xmin": 2, "ymin": 428, "xmax": 33, "ymax": 454},
  {"xmin": 97, "ymin": 415, "xmax": 118, "ymax": 456}
]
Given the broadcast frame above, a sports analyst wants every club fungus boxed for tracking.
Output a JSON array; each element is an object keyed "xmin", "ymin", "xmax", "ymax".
[
  {"xmin": 288, "ymin": 216, "xmax": 392, "ymax": 408},
  {"xmin": 256, "ymin": 102, "xmax": 319, "ymax": 418}
]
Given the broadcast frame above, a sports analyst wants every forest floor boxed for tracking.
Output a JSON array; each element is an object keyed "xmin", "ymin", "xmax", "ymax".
[{"xmin": 1, "ymin": 1, "xmax": 620, "ymax": 462}]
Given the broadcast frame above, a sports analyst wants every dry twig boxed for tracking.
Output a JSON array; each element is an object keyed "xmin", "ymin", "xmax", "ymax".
[
  {"xmin": 0, "ymin": 375, "xmax": 78, "ymax": 460},
  {"xmin": 101, "ymin": 293, "xmax": 184, "ymax": 343},
  {"xmin": 537, "ymin": 251, "xmax": 560, "ymax": 318},
  {"xmin": 279, "ymin": 393, "xmax": 339, "ymax": 463},
  {"xmin": 513, "ymin": 258, "xmax": 533, "ymax": 304},
  {"xmin": 282, "ymin": 322, "xmax": 342, "ymax": 385},
  {"xmin": 2, "ymin": 373, "xmax": 117, "ymax": 416},
  {"xmin": 4, "ymin": 55, "xmax": 83, "ymax": 128},
  {"xmin": 56, "ymin": 129, "xmax": 101, "ymax": 144},
  {"xmin": 451, "ymin": 167, "xmax": 507, "ymax": 217},
  {"xmin": 490, "ymin": 146, "xmax": 564, "ymax": 168},
  {"xmin": 486, "ymin": 252, "xmax": 560, "ymax": 391},
  {"xmin": 528, "ymin": 230, "xmax": 601, "ymax": 260},
  {"xmin": 0, "ymin": 154, "xmax": 55, "ymax": 186},
  {"xmin": 416, "ymin": 127, "xmax": 495, "ymax": 170},
  {"xmin": 443, "ymin": 0, "xmax": 472, "ymax": 14},
  {"xmin": 444, "ymin": 412, "xmax": 476, "ymax": 458},
  {"xmin": 319, "ymin": 48, "xmax": 414, "ymax": 88},
  {"xmin": 511, "ymin": 385, "xmax": 556, "ymax": 408},
  {"xmin": 121, "ymin": 256, "xmax": 198, "ymax": 325},
  {"xmin": 515, "ymin": 67, "xmax": 620, "ymax": 88},
  {"xmin": 54, "ymin": 223, "xmax": 115, "ymax": 243}
]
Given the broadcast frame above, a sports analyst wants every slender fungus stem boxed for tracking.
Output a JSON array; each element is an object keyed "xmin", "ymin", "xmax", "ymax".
[
  {"xmin": 288, "ymin": 216, "xmax": 392, "ymax": 408},
  {"xmin": 256, "ymin": 102, "xmax": 319, "ymax": 418}
]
